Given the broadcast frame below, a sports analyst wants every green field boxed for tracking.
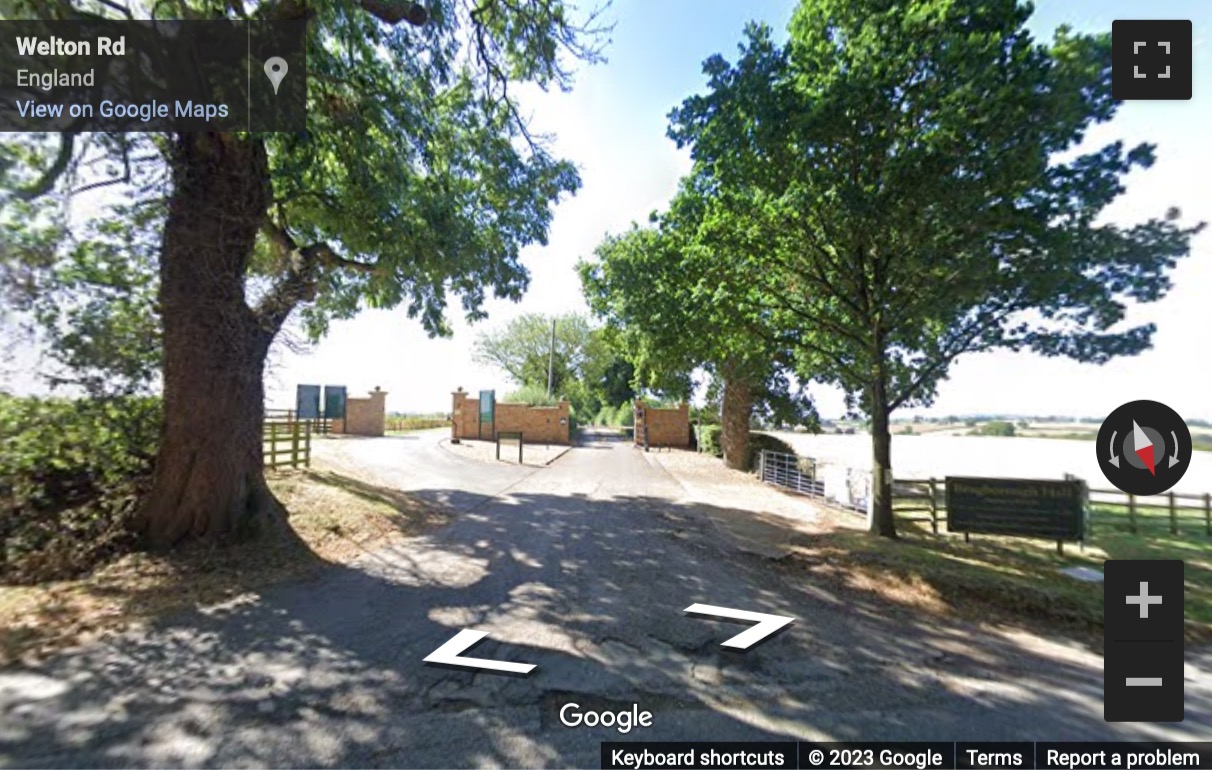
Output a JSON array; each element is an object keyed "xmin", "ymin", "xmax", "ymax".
[{"xmin": 1088, "ymin": 499, "xmax": 1212, "ymax": 538}]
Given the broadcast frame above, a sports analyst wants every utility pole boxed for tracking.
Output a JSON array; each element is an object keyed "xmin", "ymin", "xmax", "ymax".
[{"xmin": 547, "ymin": 317, "xmax": 556, "ymax": 397}]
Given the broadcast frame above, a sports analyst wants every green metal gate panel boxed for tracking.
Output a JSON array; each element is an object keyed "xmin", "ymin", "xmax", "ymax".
[
  {"xmin": 478, "ymin": 389, "xmax": 495, "ymax": 439},
  {"xmin": 323, "ymin": 385, "xmax": 347, "ymax": 420}
]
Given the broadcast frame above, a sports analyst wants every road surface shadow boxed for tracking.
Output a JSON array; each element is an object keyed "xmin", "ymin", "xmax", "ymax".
[{"xmin": 1, "ymin": 481, "xmax": 1209, "ymax": 768}]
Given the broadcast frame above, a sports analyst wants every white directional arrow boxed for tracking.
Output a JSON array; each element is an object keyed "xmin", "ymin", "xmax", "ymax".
[
  {"xmin": 423, "ymin": 630, "xmax": 537, "ymax": 675},
  {"xmin": 684, "ymin": 604, "xmax": 794, "ymax": 650},
  {"xmin": 1108, "ymin": 430, "xmax": 1120, "ymax": 468},
  {"xmin": 1133, "ymin": 420, "xmax": 1151, "ymax": 452},
  {"xmin": 1169, "ymin": 431, "xmax": 1182, "ymax": 468}
]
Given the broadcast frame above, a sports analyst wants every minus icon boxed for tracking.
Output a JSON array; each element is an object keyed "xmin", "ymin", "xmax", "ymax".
[{"xmin": 1126, "ymin": 677, "xmax": 1164, "ymax": 686}]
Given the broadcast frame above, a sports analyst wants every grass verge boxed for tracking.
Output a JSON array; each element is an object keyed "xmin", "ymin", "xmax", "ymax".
[
  {"xmin": 0, "ymin": 469, "xmax": 446, "ymax": 668},
  {"xmin": 785, "ymin": 519, "xmax": 1212, "ymax": 647}
]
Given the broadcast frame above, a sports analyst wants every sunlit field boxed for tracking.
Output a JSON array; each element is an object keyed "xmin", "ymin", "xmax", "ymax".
[{"xmin": 770, "ymin": 432, "xmax": 1212, "ymax": 496}]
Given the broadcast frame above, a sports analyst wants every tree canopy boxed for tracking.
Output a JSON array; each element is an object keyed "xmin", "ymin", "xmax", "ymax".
[
  {"xmin": 667, "ymin": 0, "xmax": 1202, "ymax": 534},
  {"xmin": 0, "ymin": 0, "xmax": 610, "ymax": 547},
  {"xmin": 581, "ymin": 170, "xmax": 816, "ymax": 468},
  {"xmin": 472, "ymin": 312, "xmax": 634, "ymax": 417},
  {"xmin": 4, "ymin": 0, "xmax": 609, "ymax": 341}
]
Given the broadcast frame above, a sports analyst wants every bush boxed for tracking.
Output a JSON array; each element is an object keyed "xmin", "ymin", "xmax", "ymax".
[
  {"xmin": 502, "ymin": 383, "xmax": 560, "ymax": 406},
  {"xmin": 1, "ymin": 394, "xmax": 161, "ymax": 584},
  {"xmin": 972, "ymin": 420, "xmax": 1016, "ymax": 437},
  {"xmin": 696, "ymin": 424, "xmax": 723, "ymax": 457},
  {"xmin": 746, "ymin": 433, "xmax": 797, "ymax": 471},
  {"xmin": 593, "ymin": 405, "xmax": 613, "ymax": 426},
  {"xmin": 614, "ymin": 402, "xmax": 633, "ymax": 427}
]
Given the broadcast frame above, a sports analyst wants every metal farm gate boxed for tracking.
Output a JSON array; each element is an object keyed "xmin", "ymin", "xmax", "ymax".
[
  {"xmin": 758, "ymin": 450, "xmax": 824, "ymax": 497},
  {"xmin": 758, "ymin": 449, "xmax": 871, "ymax": 517}
]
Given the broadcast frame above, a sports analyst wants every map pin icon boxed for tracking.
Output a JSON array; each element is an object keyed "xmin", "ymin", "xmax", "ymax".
[{"xmin": 264, "ymin": 57, "xmax": 288, "ymax": 95}]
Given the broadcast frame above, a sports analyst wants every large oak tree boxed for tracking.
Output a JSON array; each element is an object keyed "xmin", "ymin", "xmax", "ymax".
[
  {"xmin": 1, "ymin": 0, "xmax": 606, "ymax": 547},
  {"xmin": 669, "ymin": 1, "xmax": 1203, "ymax": 536}
]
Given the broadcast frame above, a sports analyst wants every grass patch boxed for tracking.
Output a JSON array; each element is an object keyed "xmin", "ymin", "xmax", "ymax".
[
  {"xmin": 1089, "ymin": 502, "xmax": 1211, "ymax": 539},
  {"xmin": 0, "ymin": 469, "xmax": 447, "ymax": 668},
  {"xmin": 787, "ymin": 518, "xmax": 1212, "ymax": 645}
]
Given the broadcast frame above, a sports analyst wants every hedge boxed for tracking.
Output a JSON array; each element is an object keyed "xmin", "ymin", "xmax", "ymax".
[
  {"xmin": 745, "ymin": 433, "xmax": 797, "ymax": 471},
  {"xmin": 1, "ymin": 394, "xmax": 160, "ymax": 583},
  {"xmin": 696, "ymin": 424, "xmax": 723, "ymax": 457}
]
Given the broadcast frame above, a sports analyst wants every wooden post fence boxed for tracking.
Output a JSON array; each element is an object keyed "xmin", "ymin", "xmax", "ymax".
[
  {"xmin": 928, "ymin": 478, "xmax": 939, "ymax": 534},
  {"xmin": 890, "ymin": 479, "xmax": 1212, "ymax": 542},
  {"xmin": 264, "ymin": 414, "xmax": 312, "ymax": 469}
]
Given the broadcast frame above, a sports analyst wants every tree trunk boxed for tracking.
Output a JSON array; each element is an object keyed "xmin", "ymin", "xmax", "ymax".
[
  {"xmin": 868, "ymin": 357, "xmax": 897, "ymax": 538},
  {"xmin": 720, "ymin": 366, "xmax": 753, "ymax": 471},
  {"xmin": 136, "ymin": 133, "xmax": 285, "ymax": 549}
]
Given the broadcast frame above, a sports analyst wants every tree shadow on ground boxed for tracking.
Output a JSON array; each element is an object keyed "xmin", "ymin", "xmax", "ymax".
[
  {"xmin": 836, "ymin": 514, "xmax": 1212, "ymax": 644},
  {"xmin": 2, "ymin": 478, "xmax": 1210, "ymax": 768}
]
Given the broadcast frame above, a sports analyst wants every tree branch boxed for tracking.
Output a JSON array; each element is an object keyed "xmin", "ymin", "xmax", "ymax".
[
  {"xmin": 254, "ymin": 223, "xmax": 380, "ymax": 334},
  {"xmin": 13, "ymin": 134, "xmax": 76, "ymax": 201},
  {"xmin": 469, "ymin": 0, "xmax": 539, "ymax": 151},
  {"xmin": 886, "ymin": 301, "xmax": 1013, "ymax": 411},
  {"xmin": 69, "ymin": 137, "xmax": 132, "ymax": 196},
  {"xmin": 94, "ymin": 0, "xmax": 134, "ymax": 18},
  {"xmin": 361, "ymin": 0, "xmax": 429, "ymax": 26},
  {"xmin": 251, "ymin": 0, "xmax": 427, "ymax": 24}
]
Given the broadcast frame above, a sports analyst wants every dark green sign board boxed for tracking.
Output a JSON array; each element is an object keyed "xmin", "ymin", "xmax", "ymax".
[
  {"xmin": 323, "ymin": 385, "xmax": 347, "ymax": 420},
  {"xmin": 478, "ymin": 389, "xmax": 495, "ymax": 439},
  {"xmin": 946, "ymin": 476, "xmax": 1085, "ymax": 541}
]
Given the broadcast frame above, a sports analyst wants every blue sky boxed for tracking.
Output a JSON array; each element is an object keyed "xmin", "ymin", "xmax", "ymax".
[
  {"xmin": 7, "ymin": 1, "xmax": 1208, "ymax": 421},
  {"xmin": 267, "ymin": 0, "xmax": 1211, "ymax": 420}
]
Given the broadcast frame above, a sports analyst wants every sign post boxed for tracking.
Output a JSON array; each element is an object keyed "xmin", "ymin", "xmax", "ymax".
[
  {"xmin": 323, "ymin": 385, "xmax": 347, "ymax": 420},
  {"xmin": 496, "ymin": 431, "xmax": 523, "ymax": 463},
  {"xmin": 478, "ymin": 389, "xmax": 495, "ymax": 440},
  {"xmin": 945, "ymin": 476, "xmax": 1086, "ymax": 553},
  {"xmin": 296, "ymin": 384, "xmax": 321, "ymax": 419}
]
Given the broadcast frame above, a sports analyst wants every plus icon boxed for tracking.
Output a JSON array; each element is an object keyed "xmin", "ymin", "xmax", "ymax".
[
  {"xmin": 1104, "ymin": 561, "xmax": 1185, "ymax": 722},
  {"xmin": 1126, "ymin": 581, "xmax": 1163, "ymax": 619}
]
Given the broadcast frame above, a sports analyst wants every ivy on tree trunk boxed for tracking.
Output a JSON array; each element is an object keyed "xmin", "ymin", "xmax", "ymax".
[{"xmin": 135, "ymin": 133, "xmax": 287, "ymax": 548}]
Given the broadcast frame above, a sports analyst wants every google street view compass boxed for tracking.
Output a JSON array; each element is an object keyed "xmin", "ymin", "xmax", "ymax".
[{"xmin": 1097, "ymin": 400, "xmax": 1191, "ymax": 495}]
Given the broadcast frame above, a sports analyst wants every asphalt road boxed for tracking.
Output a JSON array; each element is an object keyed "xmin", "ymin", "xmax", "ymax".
[{"xmin": 2, "ymin": 430, "xmax": 1210, "ymax": 768}]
